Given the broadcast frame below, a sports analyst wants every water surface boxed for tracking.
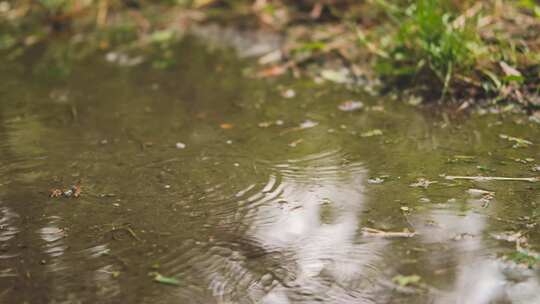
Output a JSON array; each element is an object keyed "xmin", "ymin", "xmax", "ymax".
[{"xmin": 0, "ymin": 37, "xmax": 539, "ymax": 304}]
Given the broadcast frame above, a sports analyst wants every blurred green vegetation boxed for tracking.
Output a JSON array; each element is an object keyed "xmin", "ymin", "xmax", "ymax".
[{"xmin": 0, "ymin": 0, "xmax": 538, "ymax": 108}]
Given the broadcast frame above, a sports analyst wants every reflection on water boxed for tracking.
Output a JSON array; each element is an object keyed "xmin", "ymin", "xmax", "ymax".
[
  {"xmin": 413, "ymin": 204, "xmax": 540, "ymax": 304},
  {"xmin": 248, "ymin": 152, "xmax": 380, "ymax": 304},
  {"xmin": 0, "ymin": 37, "xmax": 539, "ymax": 303}
]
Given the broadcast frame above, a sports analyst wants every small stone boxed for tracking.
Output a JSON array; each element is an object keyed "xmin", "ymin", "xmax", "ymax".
[{"xmin": 175, "ymin": 142, "xmax": 186, "ymax": 149}]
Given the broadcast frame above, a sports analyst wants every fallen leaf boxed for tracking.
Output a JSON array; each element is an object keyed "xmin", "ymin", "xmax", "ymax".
[
  {"xmin": 152, "ymin": 272, "xmax": 180, "ymax": 286},
  {"xmin": 49, "ymin": 183, "xmax": 81, "ymax": 198},
  {"xmin": 49, "ymin": 189, "xmax": 62, "ymax": 198}
]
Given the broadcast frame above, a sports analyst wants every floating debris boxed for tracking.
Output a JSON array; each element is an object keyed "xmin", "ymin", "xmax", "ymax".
[
  {"xmin": 361, "ymin": 227, "xmax": 416, "ymax": 238},
  {"xmin": 280, "ymin": 120, "xmax": 319, "ymax": 135},
  {"xmin": 512, "ymin": 158, "xmax": 534, "ymax": 164},
  {"xmin": 467, "ymin": 188, "xmax": 494, "ymax": 197},
  {"xmin": 499, "ymin": 134, "xmax": 533, "ymax": 148},
  {"xmin": 299, "ymin": 120, "xmax": 318, "ymax": 129},
  {"xmin": 151, "ymin": 272, "xmax": 180, "ymax": 286},
  {"xmin": 368, "ymin": 177, "xmax": 385, "ymax": 184},
  {"xmin": 468, "ymin": 188, "xmax": 494, "ymax": 207},
  {"xmin": 360, "ymin": 129, "xmax": 383, "ymax": 137},
  {"xmin": 491, "ymin": 231, "xmax": 527, "ymax": 244},
  {"xmin": 452, "ymin": 233, "xmax": 475, "ymax": 241},
  {"xmin": 220, "ymin": 123, "xmax": 234, "ymax": 129},
  {"xmin": 445, "ymin": 175, "xmax": 538, "ymax": 182},
  {"xmin": 258, "ymin": 120, "xmax": 284, "ymax": 128},
  {"xmin": 410, "ymin": 178, "xmax": 437, "ymax": 189},
  {"xmin": 392, "ymin": 274, "xmax": 421, "ymax": 287},
  {"xmin": 105, "ymin": 52, "xmax": 144, "ymax": 67},
  {"xmin": 175, "ymin": 142, "xmax": 186, "ymax": 149},
  {"xmin": 476, "ymin": 165, "xmax": 496, "ymax": 172},
  {"xmin": 258, "ymin": 121, "xmax": 272, "ymax": 128},
  {"xmin": 400, "ymin": 206, "xmax": 411, "ymax": 213},
  {"xmin": 49, "ymin": 183, "xmax": 81, "ymax": 198},
  {"xmin": 288, "ymin": 138, "xmax": 303, "ymax": 147},
  {"xmin": 447, "ymin": 155, "xmax": 476, "ymax": 163},
  {"xmin": 338, "ymin": 100, "xmax": 364, "ymax": 112}
]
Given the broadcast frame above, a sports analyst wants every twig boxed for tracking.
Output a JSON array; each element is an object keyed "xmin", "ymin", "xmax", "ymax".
[
  {"xmin": 445, "ymin": 176, "xmax": 538, "ymax": 182},
  {"xmin": 361, "ymin": 227, "xmax": 417, "ymax": 238}
]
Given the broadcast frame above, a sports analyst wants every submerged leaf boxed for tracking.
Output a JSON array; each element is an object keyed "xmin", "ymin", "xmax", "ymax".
[
  {"xmin": 152, "ymin": 273, "xmax": 180, "ymax": 286},
  {"xmin": 392, "ymin": 274, "xmax": 421, "ymax": 287}
]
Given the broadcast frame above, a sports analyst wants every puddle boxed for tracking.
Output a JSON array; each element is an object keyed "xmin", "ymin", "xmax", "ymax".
[{"xmin": 0, "ymin": 36, "xmax": 538, "ymax": 303}]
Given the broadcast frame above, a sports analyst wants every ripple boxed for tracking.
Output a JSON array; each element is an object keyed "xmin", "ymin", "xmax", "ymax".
[
  {"xmin": 0, "ymin": 206, "xmax": 19, "ymax": 242},
  {"xmin": 143, "ymin": 150, "xmax": 387, "ymax": 303}
]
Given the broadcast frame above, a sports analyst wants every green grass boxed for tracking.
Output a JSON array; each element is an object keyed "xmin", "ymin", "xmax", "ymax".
[
  {"xmin": 371, "ymin": 0, "xmax": 539, "ymax": 106},
  {"xmin": 2, "ymin": 0, "xmax": 538, "ymax": 108},
  {"xmin": 375, "ymin": 0, "xmax": 479, "ymax": 99}
]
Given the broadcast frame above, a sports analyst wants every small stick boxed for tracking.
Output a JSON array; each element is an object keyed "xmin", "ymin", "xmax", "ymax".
[
  {"xmin": 361, "ymin": 227, "xmax": 417, "ymax": 238},
  {"xmin": 445, "ymin": 176, "xmax": 538, "ymax": 182}
]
